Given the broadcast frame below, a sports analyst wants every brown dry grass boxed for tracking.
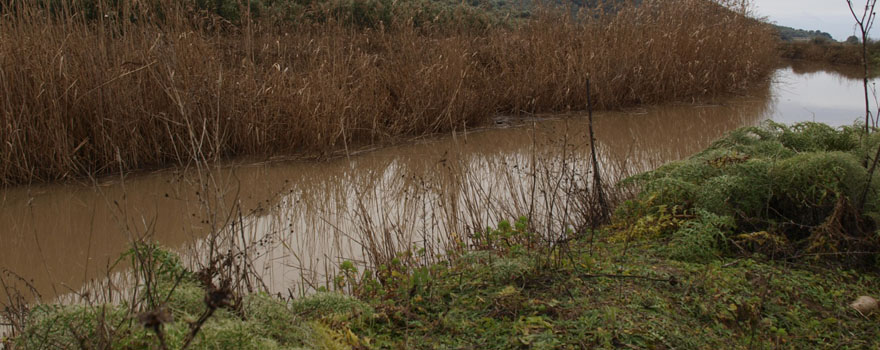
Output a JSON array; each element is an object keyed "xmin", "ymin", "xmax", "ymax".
[{"xmin": 0, "ymin": 0, "xmax": 776, "ymax": 185}]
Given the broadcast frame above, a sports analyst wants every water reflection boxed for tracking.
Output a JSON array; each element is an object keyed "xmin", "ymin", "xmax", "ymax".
[
  {"xmin": 768, "ymin": 62, "xmax": 878, "ymax": 127},
  {"xmin": 244, "ymin": 97, "xmax": 772, "ymax": 294},
  {"xmin": 1, "ymin": 64, "xmax": 870, "ymax": 301}
]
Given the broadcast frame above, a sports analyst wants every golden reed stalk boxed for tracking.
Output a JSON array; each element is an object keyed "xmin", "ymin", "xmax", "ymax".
[{"xmin": 0, "ymin": 0, "xmax": 776, "ymax": 185}]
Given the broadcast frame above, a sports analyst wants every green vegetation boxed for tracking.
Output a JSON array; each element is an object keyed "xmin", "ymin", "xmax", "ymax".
[
  {"xmin": 773, "ymin": 24, "xmax": 880, "ymax": 67},
  {"xmin": 773, "ymin": 25, "xmax": 834, "ymax": 42},
  {"xmin": 14, "ymin": 0, "xmax": 640, "ymax": 27},
  {"xmin": 6, "ymin": 223, "xmax": 879, "ymax": 348},
  {"xmin": 620, "ymin": 122, "xmax": 880, "ymax": 265},
  {"xmin": 7, "ymin": 245, "xmax": 375, "ymax": 350},
  {"xmin": 5, "ymin": 122, "xmax": 880, "ymax": 349},
  {"xmin": 779, "ymin": 39, "xmax": 880, "ymax": 66}
]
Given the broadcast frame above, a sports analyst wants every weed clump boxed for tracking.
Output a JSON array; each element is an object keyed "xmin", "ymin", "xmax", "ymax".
[
  {"xmin": 666, "ymin": 209, "xmax": 734, "ymax": 263},
  {"xmin": 289, "ymin": 292, "xmax": 373, "ymax": 320},
  {"xmin": 241, "ymin": 293, "xmax": 303, "ymax": 343},
  {"xmin": 7, "ymin": 244, "xmax": 378, "ymax": 350},
  {"xmin": 619, "ymin": 122, "xmax": 880, "ymax": 264},
  {"xmin": 13, "ymin": 304, "xmax": 128, "ymax": 349}
]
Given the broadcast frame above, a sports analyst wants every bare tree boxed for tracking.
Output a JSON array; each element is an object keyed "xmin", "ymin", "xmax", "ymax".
[{"xmin": 847, "ymin": 0, "xmax": 878, "ymax": 133}]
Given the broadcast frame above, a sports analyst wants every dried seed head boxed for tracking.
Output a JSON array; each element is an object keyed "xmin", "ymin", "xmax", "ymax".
[{"xmin": 137, "ymin": 305, "xmax": 174, "ymax": 328}]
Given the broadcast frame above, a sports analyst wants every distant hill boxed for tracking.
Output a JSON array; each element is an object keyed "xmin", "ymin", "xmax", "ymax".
[
  {"xmin": 774, "ymin": 25, "xmax": 834, "ymax": 42},
  {"xmin": 450, "ymin": 0, "xmax": 637, "ymax": 16}
]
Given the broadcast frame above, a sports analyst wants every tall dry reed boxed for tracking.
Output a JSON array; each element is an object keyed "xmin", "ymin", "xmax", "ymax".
[{"xmin": 0, "ymin": 0, "xmax": 776, "ymax": 185}]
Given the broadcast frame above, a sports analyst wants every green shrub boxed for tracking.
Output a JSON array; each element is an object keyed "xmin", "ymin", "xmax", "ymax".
[
  {"xmin": 243, "ymin": 293, "xmax": 308, "ymax": 344},
  {"xmin": 490, "ymin": 256, "xmax": 536, "ymax": 283},
  {"xmin": 14, "ymin": 304, "xmax": 128, "ymax": 349},
  {"xmin": 768, "ymin": 151, "xmax": 868, "ymax": 226},
  {"xmin": 300, "ymin": 321, "xmax": 351, "ymax": 350},
  {"xmin": 160, "ymin": 280, "xmax": 208, "ymax": 319},
  {"xmin": 622, "ymin": 122, "xmax": 880, "ymax": 263},
  {"xmin": 289, "ymin": 292, "xmax": 373, "ymax": 320},
  {"xmin": 693, "ymin": 158, "xmax": 773, "ymax": 219},
  {"xmin": 666, "ymin": 210, "xmax": 734, "ymax": 263},
  {"xmin": 775, "ymin": 122, "xmax": 859, "ymax": 152},
  {"xmin": 182, "ymin": 318, "xmax": 283, "ymax": 350},
  {"xmin": 694, "ymin": 174, "xmax": 764, "ymax": 218}
]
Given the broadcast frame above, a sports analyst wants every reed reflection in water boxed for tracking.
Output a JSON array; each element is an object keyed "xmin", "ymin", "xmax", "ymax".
[
  {"xmin": 1, "ymin": 81, "xmax": 774, "ymax": 301},
  {"xmin": 235, "ymin": 95, "xmax": 772, "ymax": 295}
]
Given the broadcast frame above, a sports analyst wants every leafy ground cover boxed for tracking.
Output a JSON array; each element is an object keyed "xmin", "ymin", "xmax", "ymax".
[{"xmin": 7, "ymin": 228, "xmax": 877, "ymax": 349}]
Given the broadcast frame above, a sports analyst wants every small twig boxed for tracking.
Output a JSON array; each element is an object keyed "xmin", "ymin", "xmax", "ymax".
[
  {"xmin": 852, "ymin": 307, "xmax": 873, "ymax": 320},
  {"xmin": 722, "ymin": 259, "xmax": 741, "ymax": 268},
  {"xmin": 138, "ymin": 305, "xmax": 173, "ymax": 350},
  {"xmin": 579, "ymin": 272, "xmax": 678, "ymax": 285},
  {"xmin": 586, "ymin": 78, "xmax": 608, "ymax": 256},
  {"xmin": 859, "ymin": 139, "xmax": 880, "ymax": 211},
  {"xmin": 586, "ymin": 78, "xmax": 609, "ymax": 222},
  {"xmin": 151, "ymin": 324, "xmax": 169, "ymax": 350},
  {"xmin": 71, "ymin": 60, "xmax": 158, "ymax": 107},
  {"xmin": 181, "ymin": 307, "xmax": 217, "ymax": 350},
  {"xmin": 790, "ymin": 251, "xmax": 880, "ymax": 259},
  {"xmin": 846, "ymin": 0, "xmax": 878, "ymax": 134},
  {"xmin": 181, "ymin": 281, "xmax": 231, "ymax": 350}
]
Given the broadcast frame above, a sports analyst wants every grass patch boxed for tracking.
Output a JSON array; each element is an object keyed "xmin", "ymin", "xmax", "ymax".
[{"xmin": 9, "ymin": 238, "xmax": 879, "ymax": 348}]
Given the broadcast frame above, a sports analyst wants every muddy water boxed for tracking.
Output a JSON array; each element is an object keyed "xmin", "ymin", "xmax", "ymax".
[
  {"xmin": 770, "ymin": 62, "xmax": 877, "ymax": 126},
  {"xmin": 0, "ymin": 65, "xmax": 872, "ymax": 301}
]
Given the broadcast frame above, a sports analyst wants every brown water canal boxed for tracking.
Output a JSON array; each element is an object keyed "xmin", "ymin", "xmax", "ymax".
[{"xmin": 0, "ymin": 64, "xmax": 874, "ymax": 302}]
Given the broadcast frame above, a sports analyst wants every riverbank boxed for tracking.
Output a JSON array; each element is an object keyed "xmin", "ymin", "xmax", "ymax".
[
  {"xmin": 778, "ymin": 40, "xmax": 880, "ymax": 68},
  {"xmin": 4, "ymin": 122, "xmax": 879, "ymax": 349},
  {"xmin": 0, "ymin": 0, "xmax": 776, "ymax": 185},
  {"xmin": 7, "ymin": 233, "xmax": 877, "ymax": 349}
]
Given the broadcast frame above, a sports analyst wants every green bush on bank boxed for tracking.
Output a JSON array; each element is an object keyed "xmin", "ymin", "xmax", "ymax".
[{"xmin": 619, "ymin": 122, "xmax": 880, "ymax": 264}]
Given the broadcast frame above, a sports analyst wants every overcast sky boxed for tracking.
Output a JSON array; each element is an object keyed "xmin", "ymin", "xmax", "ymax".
[{"xmin": 751, "ymin": 0, "xmax": 876, "ymax": 41}]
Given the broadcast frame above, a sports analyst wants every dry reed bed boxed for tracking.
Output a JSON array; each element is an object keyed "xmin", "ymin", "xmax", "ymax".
[{"xmin": 0, "ymin": 0, "xmax": 776, "ymax": 185}]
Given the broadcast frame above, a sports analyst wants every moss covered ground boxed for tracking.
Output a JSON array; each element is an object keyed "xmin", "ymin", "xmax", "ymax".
[
  {"xmin": 5, "ymin": 122, "xmax": 880, "ymax": 349},
  {"xmin": 7, "ymin": 234, "xmax": 877, "ymax": 349}
]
